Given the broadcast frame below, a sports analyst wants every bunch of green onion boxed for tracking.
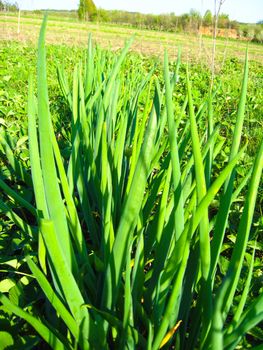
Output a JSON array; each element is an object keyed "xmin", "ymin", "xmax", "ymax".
[{"xmin": 0, "ymin": 15, "xmax": 262, "ymax": 350}]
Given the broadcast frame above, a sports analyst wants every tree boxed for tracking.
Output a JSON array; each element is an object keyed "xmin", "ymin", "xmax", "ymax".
[
  {"xmin": 189, "ymin": 9, "xmax": 201, "ymax": 31},
  {"xmin": 203, "ymin": 10, "xmax": 213, "ymax": 27},
  {"xmin": 94, "ymin": 8, "xmax": 109, "ymax": 22},
  {"xmin": 78, "ymin": 0, "xmax": 97, "ymax": 21},
  {"xmin": 0, "ymin": 0, "xmax": 19, "ymax": 11},
  {"xmin": 253, "ymin": 26, "xmax": 263, "ymax": 42},
  {"xmin": 180, "ymin": 13, "xmax": 191, "ymax": 31},
  {"xmin": 218, "ymin": 13, "xmax": 229, "ymax": 28},
  {"xmin": 211, "ymin": 0, "xmax": 227, "ymax": 88}
]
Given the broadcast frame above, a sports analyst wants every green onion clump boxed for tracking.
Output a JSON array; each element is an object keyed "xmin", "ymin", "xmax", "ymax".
[{"xmin": 0, "ymin": 16, "xmax": 262, "ymax": 350}]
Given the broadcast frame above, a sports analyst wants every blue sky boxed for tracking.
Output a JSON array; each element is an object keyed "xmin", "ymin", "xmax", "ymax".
[{"xmin": 17, "ymin": 0, "xmax": 263, "ymax": 23}]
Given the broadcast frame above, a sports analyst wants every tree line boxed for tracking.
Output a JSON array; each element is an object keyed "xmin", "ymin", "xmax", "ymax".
[
  {"xmin": 78, "ymin": 3, "xmax": 238, "ymax": 32},
  {"xmin": 95, "ymin": 9, "xmax": 238, "ymax": 32},
  {"xmin": 77, "ymin": 1, "xmax": 262, "ymax": 42}
]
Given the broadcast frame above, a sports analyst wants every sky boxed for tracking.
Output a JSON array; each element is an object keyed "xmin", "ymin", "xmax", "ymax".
[{"xmin": 16, "ymin": 0, "xmax": 263, "ymax": 24}]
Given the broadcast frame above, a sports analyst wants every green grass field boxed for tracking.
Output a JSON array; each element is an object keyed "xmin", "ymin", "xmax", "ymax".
[
  {"xmin": 0, "ymin": 13, "xmax": 262, "ymax": 350},
  {"xmin": 1, "ymin": 11, "xmax": 263, "ymax": 62}
]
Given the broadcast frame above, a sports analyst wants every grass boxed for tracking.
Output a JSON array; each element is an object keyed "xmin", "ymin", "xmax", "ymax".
[{"xmin": 0, "ymin": 15, "xmax": 262, "ymax": 350}]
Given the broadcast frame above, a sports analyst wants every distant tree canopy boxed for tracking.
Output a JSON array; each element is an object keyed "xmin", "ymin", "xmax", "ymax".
[
  {"xmin": 90, "ymin": 8, "xmax": 262, "ymax": 43},
  {"xmin": 92, "ymin": 9, "xmax": 238, "ymax": 32},
  {"xmin": 0, "ymin": 0, "xmax": 18, "ymax": 11},
  {"xmin": 203, "ymin": 10, "xmax": 213, "ymax": 26},
  {"xmin": 78, "ymin": 0, "xmax": 97, "ymax": 21}
]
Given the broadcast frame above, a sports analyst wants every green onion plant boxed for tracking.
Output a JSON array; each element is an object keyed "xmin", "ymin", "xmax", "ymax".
[{"xmin": 0, "ymin": 16, "xmax": 262, "ymax": 349}]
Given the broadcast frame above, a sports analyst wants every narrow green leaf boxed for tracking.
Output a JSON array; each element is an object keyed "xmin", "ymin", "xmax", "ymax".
[
  {"xmin": 220, "ymin": 139, "xmax": 263, "ymax": 321},
  {"xmin": 210, "ymin": 52, "xmax": 249, "ymax": 281},
  {"xmin": 26, "ymin": 255, "xmax": 79, "ymax": 341},
  {"xmin": 102, "ymin": 86, "xmax": 158, "ymax": 311},
  {"xmin": 0, "ymin": 293, "xmax": 67, "ymax": 350},
  {"xmin": 37, "ymin": 15, "xmax": 73, "ymax": 269},
  {"xmin": 164, "ymin": 50, "xmax": 184, "ymax": 240}
]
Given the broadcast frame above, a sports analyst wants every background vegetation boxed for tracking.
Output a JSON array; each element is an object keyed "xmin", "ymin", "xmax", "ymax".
[{"xmin": 0, "ymin": 0, "xmax": 263, "ymax": 43}]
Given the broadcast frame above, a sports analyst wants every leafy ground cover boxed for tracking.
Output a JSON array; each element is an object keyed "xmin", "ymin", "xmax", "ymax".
[
  {"xmin": 1, "ymin": 34, "xmax": 262, "ymax": 153},
  {"xmin": 0, "ymin": 15, "xmax": 262, "ymax": 350}
]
